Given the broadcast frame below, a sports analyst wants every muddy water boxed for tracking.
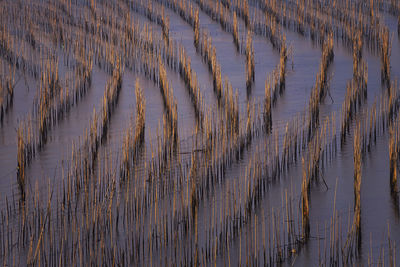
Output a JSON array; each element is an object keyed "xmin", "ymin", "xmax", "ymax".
[{"xmin": 0, "ymin": 0, "xmax": 400, "ymax": 266}]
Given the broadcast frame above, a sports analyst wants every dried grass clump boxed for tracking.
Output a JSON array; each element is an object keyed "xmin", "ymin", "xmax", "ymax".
[
  {"xmin": 233, "ymin": 13, "xmax": 240, "ymax": 51},
  {"xmin": 245, "ymin": 30, "xmax": 255, "ymax": 93},
  {"xmin": 234, "ymin": 0, "xmax": 250, "ymax": 28},
  {"xmin": 178, "ymin": 46, "xmax": 204, "ymax": 127},
  {"xmin": 37, "ymin": 57, "xmax": 60, "ymax": 147},
  {"xmin": 135, "ymin": 79, "xmax": 146, "ymax": 145},
  {"xmin": 101, "ymin": 59, "xmax": 123, "ymax": 142},
  {"xmin": 389, "ymin": 111, "xmax": 400, "ymax": 199},
  {"xmin": 161, "ymin": 7, "xmax": 170, "ymax": 45},
  {"xmin": 389, "ymin": 125, "xmax": 398, "ymax": 194},
  {"xmin": 380, "ymin": 28, "xmax": 391, "ymax": 87},
  {"xmin": 158, "ymin": 59, "xmax": 178, "ymax": 148},
  {"xmin": 343, "ymin": 124, "xmax": 363, "ymax": 261},
  {"xmin": 16, "ymin": 116, "xmax": 36, "ymax": 199},
  {"xmin": 120, "ymin": 79, "xmax": 146, "ymax": 181},
  {"xmin": 308, "ymin": 33, "xmax": 334, "ymax": 139},
  {"xmin": 340, "ymin": 31, "xmax": 368, "ymax": 143},
  {"xmin": 264, "ymin": 79, "xmax": 272, "ymax": 132},
  {"xmin": 301, "ymin": 157, "xmax": 310, "ymax": 240}
]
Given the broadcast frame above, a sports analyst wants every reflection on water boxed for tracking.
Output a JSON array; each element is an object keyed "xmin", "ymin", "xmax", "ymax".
[{"xmin": 0, "ymin": 0, "xmax": 399, "ymax": 265}]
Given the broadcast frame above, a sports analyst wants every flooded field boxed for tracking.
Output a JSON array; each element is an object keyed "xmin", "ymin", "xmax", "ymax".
[{"xmin": 0, "ymin": 0, "xmax": 400, "ymax": 265}]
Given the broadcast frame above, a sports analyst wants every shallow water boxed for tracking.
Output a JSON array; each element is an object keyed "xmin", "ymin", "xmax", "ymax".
[{"xmin": 0, "ymin": 0, "xmax": 399, "ymax": 265}]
